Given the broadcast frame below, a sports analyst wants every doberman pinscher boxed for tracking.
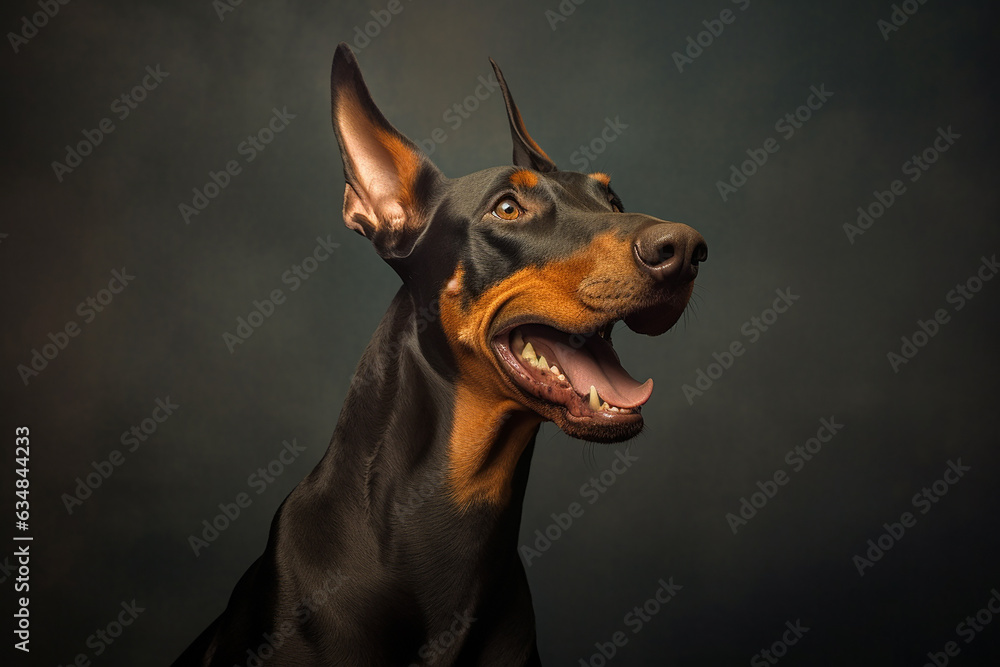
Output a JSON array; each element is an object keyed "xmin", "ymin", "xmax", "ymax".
[{"xmin": 174, "ymin": 43, "xmax": 706, "ymax": 666}]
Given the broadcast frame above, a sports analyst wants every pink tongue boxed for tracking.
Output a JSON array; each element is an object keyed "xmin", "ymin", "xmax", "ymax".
[{"xmin": 519, "ymin": 325, "xmax": 653, "ymax": 409}]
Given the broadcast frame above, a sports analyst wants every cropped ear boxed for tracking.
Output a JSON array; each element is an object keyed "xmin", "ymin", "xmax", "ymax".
[
  {"xmin": 331, "ymin": 42, "xmax": 439, "ymax": 259},
  {"xmin": 489, "ymin": 58, "xmax": 558, "ymax": 173}
]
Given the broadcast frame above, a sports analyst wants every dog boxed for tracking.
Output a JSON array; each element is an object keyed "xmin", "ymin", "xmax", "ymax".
[{"xmin": 173, "ymin": 42, "xmax": 707, "ymax": 666}]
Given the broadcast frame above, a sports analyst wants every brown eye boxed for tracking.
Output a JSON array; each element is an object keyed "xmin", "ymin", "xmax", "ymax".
[{"xmin": 493, "ymin": 197, "xmax": 522, "ymax": 220}]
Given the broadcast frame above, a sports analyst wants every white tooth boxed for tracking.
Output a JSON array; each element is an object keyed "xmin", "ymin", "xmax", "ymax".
[
  {"xmin": 557, "ymin": 374, "xmax": 566, "ymax": 382},
  {"xmin": 550, "ymin": 364, "xmax": 559, "ymax": 374},
  {"xmin": 601, "ymin": 401, "xmax": 610, "ymax": 411},
  {"xmin": 537, "ymin": 355, "xmax": 548, "ymax": 371},
  {"xmin": 589, "ymin": 385, "xmax": 600, "ymax": 411},
  {"xmin": 522, "ymin": 342, "xmax": 537, "ymax": 364},
  {"xmin": 610, "ymin": 406, "xmax": 620, "ymax": 412}
]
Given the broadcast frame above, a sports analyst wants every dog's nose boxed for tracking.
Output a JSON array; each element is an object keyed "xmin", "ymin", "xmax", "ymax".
[{"xmin": 633, "ymin": 222, "xmax": 708, "ymax": 283}]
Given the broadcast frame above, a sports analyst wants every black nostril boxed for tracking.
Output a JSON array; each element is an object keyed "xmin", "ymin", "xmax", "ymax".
[
  {"xmin": 692, "ymin": 242, "xmax": 708, "ymax": 266},
  {"xmin": 635, "ymin": 234, "xmax": 672, "ymax": 268},
  {"xmin": 656, "ymin": 244, "xmax": 675, "ymax": 264},
  {"xmin": 633, "ymin": 221, "xmax": 707, "ymax": 283}
]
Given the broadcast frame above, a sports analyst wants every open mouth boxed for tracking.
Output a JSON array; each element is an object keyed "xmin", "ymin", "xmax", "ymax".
[{"xmin": 492, "ymin": 321, "xmax": 652, "ymax": 434}]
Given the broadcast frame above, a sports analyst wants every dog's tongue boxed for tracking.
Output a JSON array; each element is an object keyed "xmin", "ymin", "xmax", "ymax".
[{"xmin": 519, "ymin": 325, "xmax": 653, "ymax": 409}]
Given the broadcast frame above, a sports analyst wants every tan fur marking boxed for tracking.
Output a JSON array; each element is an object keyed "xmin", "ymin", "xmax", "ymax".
[
  {"xmin": 374, "ymin": 127, "xmax": 421, "ymax": 214},
  {"xmin": 511, "ymin": 107, "xmax": 553, "ymax": 162},
  {"xmin": 439, "ymin": 233, "xmax": 666, "ymax": 508},
  {"xmin": 440, "ymin": 264, "xmax": 541, "ymax": 508},
  {"xmin": 589, "ymin": 172, "xmax": 611, "ymax": 186},
  {"xmin": 510, "ymin": 169, "xmax": 539, "ymax": 189}
]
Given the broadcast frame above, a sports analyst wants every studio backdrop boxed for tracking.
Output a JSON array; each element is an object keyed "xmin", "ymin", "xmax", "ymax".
[{"xmin": 2, "ymin": 0, "xmax": 998, "ymax": 665}]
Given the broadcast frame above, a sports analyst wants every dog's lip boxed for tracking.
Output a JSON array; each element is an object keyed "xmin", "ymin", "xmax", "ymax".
[
  {"xmin": 490, "ymin": 292, "xmax": 687, "ymax": 340},
  {"xmin": 489, "ymin": 314, "xmax": 612, "ymax": 341},
  {"xmin": 490, "ymin": 321, "xmax": 653, "ymax": 420},
  {"xmin": 622, "ymin": 300, "xmax": 685, "ymax": 336}
]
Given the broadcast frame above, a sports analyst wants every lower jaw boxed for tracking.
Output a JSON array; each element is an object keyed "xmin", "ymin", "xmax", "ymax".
[
  {"xmin": 555, "ymin": 405, "xmax": 645, "ymax": 443},
  {"xmin": 492, "ymin": 331, "xmax": 648, "ymax": 442},
  {"xmin": 519, "ymin": 384, "xmax": 645, "ymax": 443}
]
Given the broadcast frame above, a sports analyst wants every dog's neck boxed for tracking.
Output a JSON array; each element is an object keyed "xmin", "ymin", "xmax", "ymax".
[{"xmin": 313, "ymin": 285, "xmax": 539, "ymax": 614}]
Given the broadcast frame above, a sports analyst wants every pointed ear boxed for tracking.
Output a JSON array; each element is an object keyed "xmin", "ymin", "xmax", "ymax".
[
  {"xmin": 331, "ymin": 43, "xmax": 439, "ymax": 258},
  {"xmin": 489, "ymin": 58, "xmax": 558, "ymax": 173}
]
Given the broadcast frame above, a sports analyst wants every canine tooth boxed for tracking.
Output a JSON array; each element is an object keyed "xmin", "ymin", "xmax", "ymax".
[
  {"xmin": 588, "ymin": 385, "xmax": 600, "ymax": 411},
  {"xmin": 557, "ymin": 373, "xmax": 566, "ymax": 382},
  {"xmin": 522, "ymin": 342, "xmax": 537, "ymax": 364},
  {"xmin": 601, "ymin": 401, "xmax": 610, "ymax": 411},
  {"xmin": 536, "ymin": 355, "xmax": 548, "ymax": 371}
]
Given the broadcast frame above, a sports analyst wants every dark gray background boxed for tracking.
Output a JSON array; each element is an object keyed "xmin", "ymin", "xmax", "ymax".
[{"xmin": 2, "ymin": 0, "xmax": 998, "ymax": 665}]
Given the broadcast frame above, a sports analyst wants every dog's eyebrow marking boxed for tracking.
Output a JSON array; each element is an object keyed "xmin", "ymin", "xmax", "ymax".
[
  {"xmin": 510, "ymin": 169, "xmax": 539, "ymax": 189},
  {"xmin": 588, "ymin": 172, "xmax": 611, "ymax": 186}
]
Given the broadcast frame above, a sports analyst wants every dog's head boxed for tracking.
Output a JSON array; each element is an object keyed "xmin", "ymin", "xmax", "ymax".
[{"xmin": 331, "ymin": 43, "xmax": 706, "ymax": 449}]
